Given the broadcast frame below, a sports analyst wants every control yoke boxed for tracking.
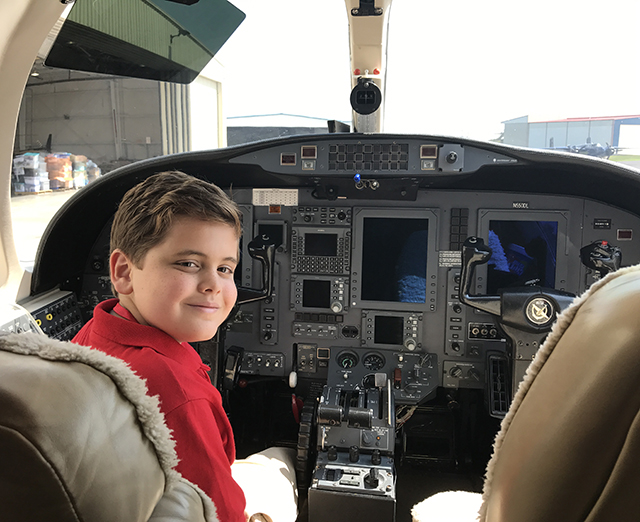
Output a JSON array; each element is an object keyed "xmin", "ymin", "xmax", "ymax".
[
  {"xmin": 460, "ymin": 236, "xmax": 575, "ymax": 329},
  {"xmin": 580, "ymin": 240, "xmax": 622, "ymax": 278},
  {"xmin": 236, "ymin": 234, "xmax": 276, "ymax": 305},
  {"xmin": 460, "ymin": 236, "xmax": 576, "ymax": 401},
  {"xmin": 460, "ymin": 236, "xmax": 501, "ymax": 316}
]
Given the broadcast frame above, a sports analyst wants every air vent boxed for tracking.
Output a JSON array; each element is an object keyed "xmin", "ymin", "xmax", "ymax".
[
  {"xmin": 328, "ymin": 143, "xmax": 409, "ymax": 171},
  {"xmin": 449, "ymin": 208, "xmax": 469, "ymax": 251},
  {"xmin": 488, "ymin": 354, "xmax": 510, "ymax": 418}
]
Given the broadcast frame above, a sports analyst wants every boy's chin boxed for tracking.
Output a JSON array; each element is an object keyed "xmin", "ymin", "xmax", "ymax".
[{"xmin": 168, "ymin": 327, "xmax": 219, "ymax": 344}]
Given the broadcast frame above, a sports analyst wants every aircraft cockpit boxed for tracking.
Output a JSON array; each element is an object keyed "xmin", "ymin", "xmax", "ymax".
[
  {"xmin": 18, "ymin": 129, "xmax": 640, "ymax": 520},
  {"xmin": 3, "ymin": 0, "xmax": 640, "ymax": 521}
]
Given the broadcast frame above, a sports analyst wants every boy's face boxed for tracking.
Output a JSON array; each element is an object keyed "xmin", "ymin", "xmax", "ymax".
[{"xmin": 111, "ymin": 217, "xmax": 239, "ymax": 343}]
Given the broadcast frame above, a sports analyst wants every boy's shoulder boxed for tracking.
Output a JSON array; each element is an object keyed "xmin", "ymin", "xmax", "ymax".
[
  {"xmin": 81, "ymin": 299, "xmax": 196, "ymax": 373},
  {"xmin": 76, "ymin": 300, "xmax": 225, "ymax": 424}
]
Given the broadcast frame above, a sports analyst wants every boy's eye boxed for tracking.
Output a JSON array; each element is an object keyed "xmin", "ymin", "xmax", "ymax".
[
  {"xmin": 177, "ymin": 261, "xmax": 198, "ymax": 268},
  {"xmin": 219, "ymin": 266, "xmax": 234, "ymax": 275}
]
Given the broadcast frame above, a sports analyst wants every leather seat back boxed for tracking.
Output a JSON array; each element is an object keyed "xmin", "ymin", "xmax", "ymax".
[{"xmin": 0, "ymin": 332, "xmax": 212, "ymax": 522}]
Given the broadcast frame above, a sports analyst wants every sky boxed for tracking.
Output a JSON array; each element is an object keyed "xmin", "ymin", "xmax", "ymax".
[{"xmin": 215, "ymin": 0, "xmax": 640, "ymax": 142}]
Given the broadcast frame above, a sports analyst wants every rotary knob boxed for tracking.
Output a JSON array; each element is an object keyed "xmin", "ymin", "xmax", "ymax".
[
  {"xmin": 362, "ymin": 431, "xmax": 375, "ymax": 447},
  {"xmin": 449, "ymin": 366, "xmax": 463, "ymax": 378},
  {"xmin": 404, "ymin": 338, "xmax": 416, "ymax": 351},
  {"xmin": 468, "ymin": 369, "xmax": 481, "ymax": 382}
]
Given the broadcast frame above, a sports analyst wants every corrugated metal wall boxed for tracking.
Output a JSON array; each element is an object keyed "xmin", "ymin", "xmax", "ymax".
[
  {"xmin": 160, "ymin": 81, "xmax": 190, "ymax": 155},
  {"xmin": 69, "ymin": 0, "xmax": 205, "ymax": 68},
  {"xmin": 16, "ymin": 76, "xmax": 213, "ymax": 168},
  {"xmin": 506, "ymin": 119, "xmax": 616, "ymax": 149},
  {"xmin": 18, "ymin": 77, "xmax": 165, "ymax": 164}
]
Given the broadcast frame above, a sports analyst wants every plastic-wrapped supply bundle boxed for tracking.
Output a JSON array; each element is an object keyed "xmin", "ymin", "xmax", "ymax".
[
  {"xmin": 12, "ymin": 155, "xmax": 25, "ymax": 193},
  {"xmin": 86, "ymin": 160, "xmax": 101, "ymax": 183},
  {"xmin": 71, "ymin": 154, "xmax": 88, "ymax": 188},
  {"xmin": 46, "ymin": 153, "xmax": 73, "ymax": 190}
]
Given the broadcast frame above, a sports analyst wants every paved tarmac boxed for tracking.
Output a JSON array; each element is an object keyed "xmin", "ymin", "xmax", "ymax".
[
  {"xmin": 10, "ymin": 188, "xmax": 79, "ymax": 270},
  {"xmin": 624, "ymin": 160, "xmax": 640, "ymax": 170}
]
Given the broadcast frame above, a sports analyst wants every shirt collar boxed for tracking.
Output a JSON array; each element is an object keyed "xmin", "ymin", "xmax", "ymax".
[{"xmin": 95, "ymin": 299, "xmax": 204, "ymax": 370}]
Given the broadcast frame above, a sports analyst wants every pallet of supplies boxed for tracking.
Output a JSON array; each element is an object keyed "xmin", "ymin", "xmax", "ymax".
[
  {"xmin": 46, "ymin": 153, "xmax": 73, "ymax": 190},
  {"xmin": 71, "ymin": 154, "xmax": 88, "ymax": 188},
  {"xmin": 86, "ymin": 160, "xmax": 101, "ymax": 183}
]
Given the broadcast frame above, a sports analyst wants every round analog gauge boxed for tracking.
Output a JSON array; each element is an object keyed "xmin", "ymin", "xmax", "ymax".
[
  {"xmin": 363, "ymin": 352, "xmax": 385, "ymax": 372},
  {"xmin": 336, "ymin": 351, "xmax": 358, "ymax": 369}
]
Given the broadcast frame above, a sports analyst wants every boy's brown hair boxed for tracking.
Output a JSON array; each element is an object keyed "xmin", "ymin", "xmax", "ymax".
[{"xmin": 110, "ymin": 170, "xmax": 242, "ymax": 268}]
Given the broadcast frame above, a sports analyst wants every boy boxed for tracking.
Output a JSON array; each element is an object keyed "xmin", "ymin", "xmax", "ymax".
[{"xmin": 73, "ymin": 171, "xmax": 247, "ymax": 522}]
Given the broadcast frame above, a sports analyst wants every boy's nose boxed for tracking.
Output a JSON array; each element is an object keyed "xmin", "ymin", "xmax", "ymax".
[{"xmin": 199, "ymin": 270, "xmax": 221, "ymax": 293}]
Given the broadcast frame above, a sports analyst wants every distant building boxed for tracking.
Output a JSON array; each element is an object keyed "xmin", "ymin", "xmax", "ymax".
[
  {"xmin": 227, "ymin": 114, "xmax": 348, "ymax": 146},
  {"xmin": 16, "ymin": 59, "xmax": 226, "ymax": 171},
  {"xmin": 503, "ymin": 115, "xmax": 640, "ymax": 153}
]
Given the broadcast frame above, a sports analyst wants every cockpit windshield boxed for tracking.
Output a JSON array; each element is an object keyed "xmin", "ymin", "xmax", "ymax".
[
  {"xmin": 10, "ymin": 0, "xmax": 640, "ymax": 268},
  {"xmin": 217, "ymin": 0, "xmax": 640, "ymax": 151}
]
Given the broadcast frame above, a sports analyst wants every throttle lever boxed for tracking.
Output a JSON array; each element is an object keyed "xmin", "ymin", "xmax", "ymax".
[{"xmin": 460, "ymin": 236, "xmax": 501, "ymax": 316}]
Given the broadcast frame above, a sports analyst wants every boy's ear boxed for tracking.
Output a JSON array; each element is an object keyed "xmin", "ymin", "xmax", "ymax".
[{"xmin": 110, "ymin": 249, "xmax": 135, "ymax": 295}]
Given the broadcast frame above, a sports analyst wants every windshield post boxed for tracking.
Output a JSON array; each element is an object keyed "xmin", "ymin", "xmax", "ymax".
[{"xmin": 346, "ymin": 0, "xmax": 392, "ymax": 133}]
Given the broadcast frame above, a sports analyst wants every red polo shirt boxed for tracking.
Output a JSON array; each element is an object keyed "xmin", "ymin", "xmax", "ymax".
[{"xmin": 73, "ymin": 299, "xmax": 246, "ymax": 522}]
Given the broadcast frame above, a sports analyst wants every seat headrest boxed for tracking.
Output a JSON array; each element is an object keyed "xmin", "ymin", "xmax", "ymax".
[{"xmin": 0, "ymin": 332, "xmax": 179, "ymax": 522}]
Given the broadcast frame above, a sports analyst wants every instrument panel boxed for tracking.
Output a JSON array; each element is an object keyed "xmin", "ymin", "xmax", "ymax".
[
  {"xmin": 218, "ymin": 186, "xmax": 640, "ymax": 408},
  {"xmin": 25, "ymin": 134, "xmax": 640, "ymax": 413}
]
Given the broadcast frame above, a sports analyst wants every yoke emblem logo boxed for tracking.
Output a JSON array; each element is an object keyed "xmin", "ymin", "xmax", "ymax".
[{"xmin": 525, "ymin": 297, "xmax": 554, "ymax": 326}]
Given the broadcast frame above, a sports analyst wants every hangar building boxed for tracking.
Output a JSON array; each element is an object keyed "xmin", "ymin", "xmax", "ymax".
[{"xmin": 503, "ymin": 115, "xmax": 640, "ymax": 152}]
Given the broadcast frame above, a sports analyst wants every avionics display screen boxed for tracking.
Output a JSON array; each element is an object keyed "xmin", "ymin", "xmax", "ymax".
[
  {"xmin": 302, "ymin": 280, "xmax": 331, "ymax": 308},
  {"xmin": 487, "ymin": 220, "xmax": 558, "ymax": 293},
  {"xmin": 305, "ymin": 234, "xmax": 338, "ymax": 256},
  {"xmin": 361, "ymin": 217, "xmax": 428, "ymax": 303},
  {"xmin": 258, "ymin": 223, "xmax": 284, "ymax": 249},
  {"xmin": 374, "ymin": 316, "xmax": 404, "ymax": 345}
]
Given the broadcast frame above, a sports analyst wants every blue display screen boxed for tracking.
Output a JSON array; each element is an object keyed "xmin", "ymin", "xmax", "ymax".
[
  {"xmin": 487, "ymin": 220, "xmax": 558, "ymax": 293},
  {"xmin": 361, "ymin": 217, "xmax": 428, "ymax": 303}
]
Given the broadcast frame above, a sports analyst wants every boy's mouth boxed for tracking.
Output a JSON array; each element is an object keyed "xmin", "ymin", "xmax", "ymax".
[{"xmin": 188, "ymin": 303, "xmax": 220, "ymax": 313}]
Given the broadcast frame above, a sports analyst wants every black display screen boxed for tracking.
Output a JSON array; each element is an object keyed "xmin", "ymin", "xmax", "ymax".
[
  {"xmin": 487, "ymin": 220, "xmax": 558, "ymax": 293},
  {"xmin": 361, "ymin": 217, "xmax": 428, "ymax": 303},
  {"xmin": 305, "ymin": 233, "xmax": 338, "ymax": 256},
  {"xmin": 374, "ymin": 315, "xmax": 404, "ymax": 345},
  {"xmin": 258, "ymin": 223, "xmax": 284, "ymax": 249},
  {"xmin": 302, "ymin": 280, "xmax": 331, "ymax": 308}
]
